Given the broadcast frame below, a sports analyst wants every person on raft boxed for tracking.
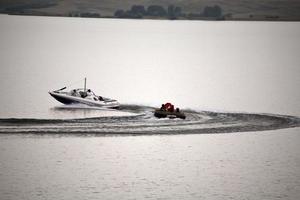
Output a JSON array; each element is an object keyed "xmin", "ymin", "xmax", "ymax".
[{"xmin": 161, "ymin": 103, "xmax": 175, "ymax": 112}]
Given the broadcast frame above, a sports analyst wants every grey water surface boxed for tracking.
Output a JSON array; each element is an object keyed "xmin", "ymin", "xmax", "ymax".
[{"xmin": 0, "ymin": 15, "xmax": 300, "ymax": 200}]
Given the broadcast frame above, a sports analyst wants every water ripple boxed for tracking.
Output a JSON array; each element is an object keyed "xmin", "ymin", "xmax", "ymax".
[{"xmin": 0, "ymin": 105, "xmax": 299, "ymax": 134}]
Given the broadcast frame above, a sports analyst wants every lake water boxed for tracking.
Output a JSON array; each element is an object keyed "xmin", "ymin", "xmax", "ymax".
[
  {"xmin": 1, "ymin": 129, "xmax": 300, "ymax": 200},
  {"xmin": 0, "ymin": 15, "xmax": 299, "ymax": 199},
  {"xmin": 0, "ymin": 15, "xmax": 299, "ymax": 117}
]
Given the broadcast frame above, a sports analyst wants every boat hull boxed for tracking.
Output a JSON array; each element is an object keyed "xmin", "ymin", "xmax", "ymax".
[{"xmin": 49, "ymin": 92, "xmax": 120, "ymax": 109}]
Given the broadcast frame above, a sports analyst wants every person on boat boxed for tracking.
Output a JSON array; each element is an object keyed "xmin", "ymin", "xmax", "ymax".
[
  {"xmin": 87, "ymin": 89, "xmax": 92, "ymax": 96},
  {"xmin": 99, "ymin": 96, "xmax": 104, "ymax": 101},
  {"xmin": 160, "ymin": 104, "xmax": 165, "ymax": 111},
  {"xmin": 164, "ymin": 103, "xmax": 174, "ymax": 112},
  {"xmin": 71, "ymin": 89, "xmax": 77, "ymax": 96},
  {"xmin": 170, "ymin": 104, "xmax": 174, "ymax": 112},
  {"xmin": 176, "ymin": 108, "xmax": 180, "ymax": 112}
]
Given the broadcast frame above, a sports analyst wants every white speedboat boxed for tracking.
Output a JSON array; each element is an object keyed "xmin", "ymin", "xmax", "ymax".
[{"xmin": 49, "ymin": 78, "xmax": 120, "ymax": 109}]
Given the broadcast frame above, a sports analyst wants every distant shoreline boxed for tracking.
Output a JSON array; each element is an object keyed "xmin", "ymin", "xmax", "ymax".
[
  {"xmin": 1, "ymin": 1, "xmax": 300, "ymax": 22},
  {"xmin": 2, "ymin": 13, "xmax": 300, "ymax": 22}
]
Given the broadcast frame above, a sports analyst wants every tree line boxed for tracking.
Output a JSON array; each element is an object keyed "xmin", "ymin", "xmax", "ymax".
[{"xmin": 114, "ymin": 5, "xmax": 223, "ymax": 20}]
